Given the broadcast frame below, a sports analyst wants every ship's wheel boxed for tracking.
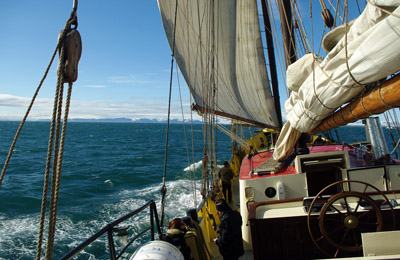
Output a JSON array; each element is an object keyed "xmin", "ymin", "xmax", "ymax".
[{"xmin": 307, "ymin": 180, "xmax": 395, "ymax": 258}]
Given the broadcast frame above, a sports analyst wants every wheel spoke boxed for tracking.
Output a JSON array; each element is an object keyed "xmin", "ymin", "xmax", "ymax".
[
  {"xmin": 358, "ymin": 220, "xmax": 378, "ymax": 227},
  {"xmin": 360, "ymin": 219, "xmax": 381, "ymax": 233},
  {"xmin": 324, "ymin": 216, "xmax": 344, "ymax": 223},
  {"xmin": 330, "ymin": 204, "xmax": 345, "ymax": 216},
  {"xmin": 354, "ymin": 198, "xmax": 361, "ymax": 213},
  {"xmin": 358, "ymin": 209, "xmax": 377, "ymax": 219},
  {"xmin": 339, "ymin": 228, "xmax": 350, "ymax": 245},
  {"xmin": 352, "ymin": 229, "xmax": 360, "ymax": 247},
  {"xmin": 343, "ymin": 197, "xmax": 350, "ymax": 214},
  {"xmin": 324, "ymin": 224, "xmax": 346, "ymax": 238}
]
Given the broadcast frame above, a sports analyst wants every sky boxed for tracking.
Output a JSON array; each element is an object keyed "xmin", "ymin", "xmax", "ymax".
[
  {"xmin": 0, "ymin": 1, "xmax": 368, "ymax": 123},
  {"xmin": 0, "ymin": 0, "xmax": 192, "ymax": 121}
]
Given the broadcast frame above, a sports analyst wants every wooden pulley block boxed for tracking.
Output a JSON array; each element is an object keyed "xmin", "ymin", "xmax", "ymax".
[
  {"xmin": 64, "ymin": 29, "xmax": 82, "ymax": 83},
  {"xmin": 321, "ymin": 9, "xmax": 334, "ymax": 28}
]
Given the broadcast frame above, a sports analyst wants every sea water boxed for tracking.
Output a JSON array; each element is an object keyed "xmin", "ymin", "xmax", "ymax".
[
  {"xmin": 0, "ymin": 121, "xmax": 398, "ymax": 259},
  {"xmin": 0, "ymin": 121, "xmax": 232, "ymax": 259}
]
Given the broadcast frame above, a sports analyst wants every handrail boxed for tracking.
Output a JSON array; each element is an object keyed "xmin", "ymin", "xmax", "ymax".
[{"xmin": 61, "ymin": 200, "xmax": 162, "ymax": 260}]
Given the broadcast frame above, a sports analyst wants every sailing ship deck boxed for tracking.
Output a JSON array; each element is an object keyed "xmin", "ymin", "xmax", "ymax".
[{"xmin": 239, "ymin": 144, "xmax": 397, "ymax": 180}]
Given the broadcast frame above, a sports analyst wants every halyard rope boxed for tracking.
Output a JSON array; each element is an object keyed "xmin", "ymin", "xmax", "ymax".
[
  {"xmin": 42, "ymin": 13, "xmax": 77, "ymax": 260},
  {"xmin": 43, "ymin": 44, "xmax": 66, "ymax": 260}
]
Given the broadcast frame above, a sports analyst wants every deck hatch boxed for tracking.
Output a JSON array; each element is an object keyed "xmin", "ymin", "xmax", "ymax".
[{"xmin": 295, "ymin": 151, "xmax": 350, "ymax": 173}]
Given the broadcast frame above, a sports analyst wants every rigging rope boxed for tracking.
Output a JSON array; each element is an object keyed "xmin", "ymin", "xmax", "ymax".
[
  {"xmin": 189, "ymin": 96, "xmax": 197, "ymax": 207},
  {"xmin": 41, "ymin": 9, "xmax": 80, "ymax": 260},
  {"xmin": 45, "ymin": 83, "xmax": 74, "ymax": 260},
  {"xmin": 160, "ymin": 0, "xmax": 179, "ymax": 231},
  {"xmin": 385, "ymin": 110, "xmax": 400, "ymax": 156},
  {"xmin": 216, "ymin": 124, "xmax": 251, "ymax": 151},
  {"xmin": 366, "ymin": 0, "xmax": 400, "ymax": 19},
  {"xmin": 0, "ymin": 23, "xmax": 68, "ymax": 190},
  {"xmin": 0, "ymin": 5, "xmax": 79, "ymax": 259},
  {"xmin": 175, "ymin": 62, "xmax": 198, "ymax": 208},
  {"xmin": 267, "ymin": 1, "xmax": 290, "ymax": 98}
]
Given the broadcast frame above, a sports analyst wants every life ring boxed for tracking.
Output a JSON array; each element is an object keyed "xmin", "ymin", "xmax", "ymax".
[{"xmin": 130, "ymin": 240, "xmax": 184, "ymax": 260}]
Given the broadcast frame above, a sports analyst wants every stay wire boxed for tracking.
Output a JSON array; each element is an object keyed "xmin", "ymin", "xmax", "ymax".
[
  {"xmin": 190, "ymin": 95, "xmax": 197, "ymax": 207},
  {"xmin": 160, "ymin": 0, "xmax": 179, "ymax": 231},
  {"xmin": 175, "ymin": 62, "xmax": 197, "ymax": 208}
]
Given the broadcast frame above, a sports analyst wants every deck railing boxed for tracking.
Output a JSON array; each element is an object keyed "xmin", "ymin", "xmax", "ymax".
[{"xmin": 61, "ymin": 200, "xmax": 162, "ymax": 260}]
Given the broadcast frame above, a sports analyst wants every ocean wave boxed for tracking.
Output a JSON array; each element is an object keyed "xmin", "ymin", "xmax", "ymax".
[{"xmin": 183, "ymin": 160, "xmax": 202, "ymax": 172}]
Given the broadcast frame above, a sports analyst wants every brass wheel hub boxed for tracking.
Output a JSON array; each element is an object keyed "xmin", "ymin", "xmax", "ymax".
[{"xmin": 344, "ymin": 215, "xmax": 359, "ymax": 229}]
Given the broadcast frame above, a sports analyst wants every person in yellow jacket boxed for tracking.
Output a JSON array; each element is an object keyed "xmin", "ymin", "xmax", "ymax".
[{"xmin": 218, "ymin": 161, "xmax": 234, "ymax": 203}]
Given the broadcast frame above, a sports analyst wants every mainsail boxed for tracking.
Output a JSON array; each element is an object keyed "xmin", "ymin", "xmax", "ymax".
[
  {"xmin": 158, "ymin": 0, "xmax": 280, "ymax": 129},
  {"xmin": 274, "ymin": 1, "xmax": 400, "ymax": 161}
]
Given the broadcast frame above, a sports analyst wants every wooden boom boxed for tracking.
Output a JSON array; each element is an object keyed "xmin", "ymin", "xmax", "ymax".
[{"xmin": 310, "ymin": 73, "xmax": 400, "ymax": 134}]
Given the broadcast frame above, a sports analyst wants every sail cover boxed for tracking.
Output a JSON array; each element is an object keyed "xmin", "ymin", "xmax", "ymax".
[
  {"xmin": 274, "ymin": 1, "xmax": 400, "ymax": 161},
  {"xmin": 158, "ymin": 0, "xmax": 279, "ymax": 129}
]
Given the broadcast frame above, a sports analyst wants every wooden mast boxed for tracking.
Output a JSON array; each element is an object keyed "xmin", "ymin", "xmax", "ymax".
[
  {"xmin": 261, "ymin": 0, "xmax": 282, "ymax": 129},
  {"xmin": 309, "ymin": 74, "xmax": 400, "ymax": 134},
  {"xmin": 277, "ymin": 0, "xmax": 296, "ymax": 68},
  {"xmin": 275, "ymin": 0, "xmax": 311, "ymax": 153}
]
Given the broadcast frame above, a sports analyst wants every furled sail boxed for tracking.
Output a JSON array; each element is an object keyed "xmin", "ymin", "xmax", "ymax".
[
  {"xmin": 157, "ymin": 0, "xmax": 279, "ymax": 129},
  {"xmin": 273, "ymin": 1, "xmax": 400, "ymax": 161}
]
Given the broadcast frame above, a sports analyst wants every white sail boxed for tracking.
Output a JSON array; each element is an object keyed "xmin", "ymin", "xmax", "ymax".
[
  {"xmin": 158, "ymin": 0, "xmax": 279, "ymax": 128},
  {"xmin": 274, "ymin": 1, "xmax": 400, "ymax": 161}
]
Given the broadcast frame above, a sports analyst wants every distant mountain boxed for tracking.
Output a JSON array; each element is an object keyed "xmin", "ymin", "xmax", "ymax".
[
  {"xmin": 65, "ymin": 118, "xmax": 204, "ymax": 124},
  {"xmin": 132, "ymin": 118, "xmax": 161, "ymax": 123},
  {"xmin": 132, "ymin": 118, "xmax": 203, "ymax": 124},
  {"xmin": 0, "ymin": 117, "xmax": 221, "ymax": 124},
  {"xmin": 69, "ymin": 118, "xmax": 133, "ymax": 123}
]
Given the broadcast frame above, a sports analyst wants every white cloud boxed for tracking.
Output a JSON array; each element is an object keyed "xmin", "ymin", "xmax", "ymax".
[
  {"xmin": 0, "ymin": 94, "xmax": 200, "ymax": 121},
  {"xmin": 0, "ymin": 94, "xmax": 31, "ymax": 107},
  {"xmin": 0, "ymin": 94, "xmax": 54, "ymax": 108}
]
